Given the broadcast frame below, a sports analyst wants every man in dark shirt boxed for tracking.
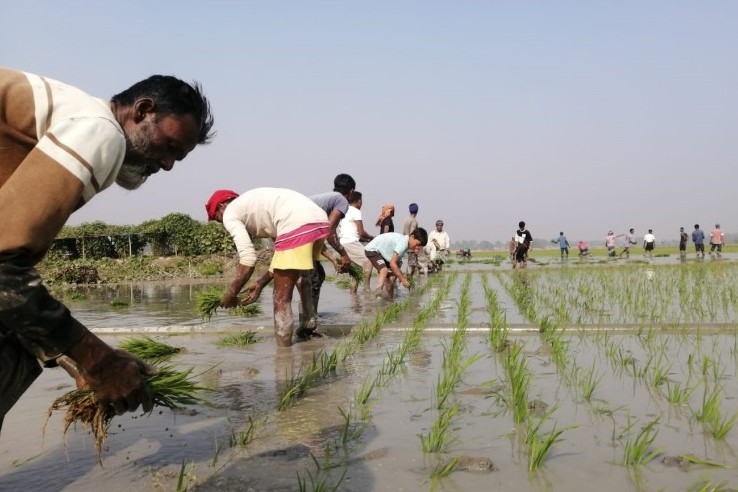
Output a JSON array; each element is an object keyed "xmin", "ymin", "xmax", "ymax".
[
  {"xmin": 514, "ymin": 221, "xmax": 533, "ymax": 269},
  {"xmin": 679, "ymin": 227, "xmax": 689, "ymax": 259}
]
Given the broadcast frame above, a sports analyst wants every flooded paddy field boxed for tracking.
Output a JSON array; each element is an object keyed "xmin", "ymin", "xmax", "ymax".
[{"xmin": 3, "ymin": 259, "xmax": 738, "ymax": 491}]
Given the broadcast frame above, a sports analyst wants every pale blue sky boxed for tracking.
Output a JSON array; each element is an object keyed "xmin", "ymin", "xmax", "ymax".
[{"xmin": 3, "ymin": 1, "xmax": 736, "ymax": 244}]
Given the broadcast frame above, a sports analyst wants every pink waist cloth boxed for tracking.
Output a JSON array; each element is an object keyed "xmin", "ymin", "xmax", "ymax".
[{"xmin": 274, "ymin": 222, "xmax": 331, "ymax": 251}]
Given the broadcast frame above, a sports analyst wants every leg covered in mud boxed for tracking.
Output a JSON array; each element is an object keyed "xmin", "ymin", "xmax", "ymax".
[
  {"xmin": 310, "ymin": 261, "xmax": 325, "ymax": 316},
  {"xmin": 273, "ymin": 269, "xmax": 301, "ymax": 347},
  {"xmin": 296, "ymin": 270, "xmax": 317, "ymax": 339}
]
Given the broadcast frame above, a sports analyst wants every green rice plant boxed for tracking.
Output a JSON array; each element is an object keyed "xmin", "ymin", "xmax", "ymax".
[
  {"xmin": 278, "ymin": 374, "xmax": 306, "ymax": 410},
  {"xmin": 709, "ymin": 411, "xmax": 738, "ymax": 440},
  {"xmin": 48, "ymin": 365, "xmax": 209, "ymax": 454},
  {"xmin": 694, "ymin": 385, "xmax": 722, "ymax": 424},
  {"xmin": 650, "ymin": 363, "xmax": 671, "ymax": 388},
  {"xmin": 120, "ymin": 336, "xmax": 183, "ymax": 362},
  {"xmin": 355, "ymin": 377, "xmax": 376, "ymax": 406},
  {"xmin": 622, "ymin": 419, "xmax": 664, "ymax": 467},
  {"xmin": 337, "ymin": 406, "xmax": 353, "ymax": 444},
  {"xmin": 196, "ymin": 286, "xmax": 264, "ymax": 320},
  {"xmin": 229, "ymin": 416, "xmax": 256, "ymax": 447},
  {"xmin": 217, "ymin": 330, "xmax": 260, "ymax": 347},
  {"xmin": 677, "ymin": 455, "xmax": 730, "ymax": 468},
  {"xmin": 320, "ymin": 349, "xmax": 339, "ymax": 376},
  {"xmin": 346, "ymin": 263, "xmax": 365, "ymax": 282},
  {"xmin": 109, "ymin": 299, "xmax": 130, "ymax": 308},
  {"xmin": 578, "ymin": 365, "xmax": 603, "ymax": 402},
  {"xmin": 504, "ymin": 342, "xmax": 530, "ymax": 424},
  {"xmin": 688, "ymin": 478, "xmax": 731, "ymax": 492},
  {"xmin": 211, "ymin": 437, "xmax": 222, "ymax": 467},
  {"xmin": 176, "ymin": 459, "xmax": 195, "ymax": 492},
  {"xmin": 195, "ymin": 286, "xmax": 223, "ymax": 321},
  {"xmin": 548, "ymin": 329, "xmax": 568, "ymax": 370},
  {"xmin": 420, "ymin": 404, "xmax": 460, "ymax": 453},
  {"xmin": 429, "ymin": 456, "xmax": 459, "ymax": 480},
  {"xmin": 664, "ymin": 381, "xmax": 694, "ymax": 405},
  {"xmin": 526, "ymin": 409, "xmax": 576, "ymax": 471},
  {"xmin": 296, "ymin": 460, "xmax": 347, "ymax": 492}
]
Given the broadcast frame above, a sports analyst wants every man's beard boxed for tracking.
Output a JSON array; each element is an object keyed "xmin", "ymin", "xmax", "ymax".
[{"xmin": 116, "ymin": 122, "xmax": 157, "ymax": 190}]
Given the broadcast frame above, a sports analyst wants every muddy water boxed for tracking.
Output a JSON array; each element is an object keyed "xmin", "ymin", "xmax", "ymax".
[{"xmin": 3, "ymin": 268, "xmax": 738, "ymax": 491}]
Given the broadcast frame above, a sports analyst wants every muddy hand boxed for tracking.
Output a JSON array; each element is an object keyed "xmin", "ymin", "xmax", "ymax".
[
  {"xmin": 220, "ymin": 291, "xmax": 238, "ymax": 309},
  {"xmin": 69, "ymin": 336, "xmax": 159, "ymax": 416},
  {"xmin": 87, "ymin": 349, "xmax": 159, "ymax": 415},
  {"xmin": 240, "ymin": 283, "xmax": 263, "ymax": 306}
]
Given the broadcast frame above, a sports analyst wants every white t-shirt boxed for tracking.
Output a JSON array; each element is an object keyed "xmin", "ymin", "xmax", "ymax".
[
  {"xmin": 338, "ymin": 205, "xmax": 362, "ymax": 245},
  {"xmin": 222, "ymin": 187, "xmax": 329, "ymax": 266}
]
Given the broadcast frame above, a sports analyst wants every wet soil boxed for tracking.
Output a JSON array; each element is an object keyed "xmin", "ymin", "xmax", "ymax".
[{"xmin": 3, "ymin": 264, "xmax": 738, "ymax": 491}]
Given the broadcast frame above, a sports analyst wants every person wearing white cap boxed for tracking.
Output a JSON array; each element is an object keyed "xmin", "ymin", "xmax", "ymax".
[{"xmin": 427, "ymin": 219, "xmax": 450, "ymax": 270}]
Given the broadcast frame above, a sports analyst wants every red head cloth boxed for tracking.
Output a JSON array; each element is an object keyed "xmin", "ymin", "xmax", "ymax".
[{"xmin": 205, "ymin": 189, "xmax": 239, "ymax": 220}]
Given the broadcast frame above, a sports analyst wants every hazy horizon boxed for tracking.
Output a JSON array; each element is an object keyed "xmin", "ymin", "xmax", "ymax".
[{"xmin": 3, "ymin": 2, "xmax": 736, "ymax": 243}]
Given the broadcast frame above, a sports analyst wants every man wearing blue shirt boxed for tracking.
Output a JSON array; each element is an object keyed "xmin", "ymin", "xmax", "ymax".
[
  {"xmin": 692, "ymin": 224, "xmax": 705, "ymax": 258},
  {"xmin": 365, "ymin": 228, "xmax": 427, "ymax": 299}
]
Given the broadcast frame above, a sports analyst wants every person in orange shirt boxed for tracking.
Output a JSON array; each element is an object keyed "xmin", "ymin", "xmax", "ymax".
[{"xmin": 710, "ymin": 223, "xmax": 725, "ymax": 258}]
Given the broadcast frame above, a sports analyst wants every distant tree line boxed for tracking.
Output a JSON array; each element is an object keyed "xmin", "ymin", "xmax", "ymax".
[{"xmin": 49, "ymin": 213, "xmax": 242, "ymax": 260}]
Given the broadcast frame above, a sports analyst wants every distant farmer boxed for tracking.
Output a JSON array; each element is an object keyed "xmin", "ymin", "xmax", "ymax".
[
  {"xmin": 205, "ymin": 187, "xmax": 331, "ymax": 346},
  {"xmin": 643, "ymin": 229, "xmax": 656, "ymax": 259},
  {"xmin": 509, "ymin": 236, "xmax": 517, "ymax": 262},
  {"xmin": 551, "ymin": 232, "xmax": 569, "ymax": 258},
  {"xmin": 403, "ymin": 203, "xmax": 420, "ymax": 275},
  {"xmin": 514, "ymin": 221, "xmax": 533, "ymax": 269},
  {"xmin": 710, "ymin": 223, "xmax": 725, "ymax": 258},
  {"xmin": 619, "ymin": 228, "xmax": 637, "ymax": 258},
  {"xmin": 605, "ymin": 231, "xmax": 617, "ymax": 257},
  {"xmin": 0, "ymin": 67, "xmax": 215, "ymax": 433},
  {"xmin": 375, "ymin": 203, "xmax": 395, "ymax": 234},
  {"xmin": 427, "ymin": 219, "xmax": 451, "ymax": 270},
  {"xmin": 692, "ymin": 224, "xmax": 705, "ymax": 258},
  {"xmin": 679, "ymin": 227, "xmax": 689, "ymax": 259},
  {"xmin": 578, "ymin": 241, "xmax": 590, "ymax": 257},
  {"xmin": 338, "ymin": 191, "xmax": 374, "ymax": 293}
]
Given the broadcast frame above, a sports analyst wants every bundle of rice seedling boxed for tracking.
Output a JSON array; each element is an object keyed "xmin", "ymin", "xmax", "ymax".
[
  {"xmin": 196, "ymin": 286, "xmax": 262, "ymax": 320},
  {"xmin": 48, "ymin": 365, "xmax": 208, "ymax": 455},
  {"xmin": 346, "ymin": 263, "xmax": 365, "ymax": 282},
  {"xmin": 195, "ymin": 286, "xmax": 225, "ymax": 320},
  {"xmin": 231, "ymin": 303, "xmax": 262, "ymax": 317},
  {"xmin": 119, "ymin": 336, "xmax": 184, "ymax": 362},
  {"xmin": 216, "ymin": 330, "xmax": 260, "ymax": 347}
]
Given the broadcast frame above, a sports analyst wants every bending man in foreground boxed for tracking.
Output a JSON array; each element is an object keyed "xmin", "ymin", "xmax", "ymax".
[
  {"xmin": 0, "ymin": 67, "xmax": 215, "ymax": 432},
  {"xmin": 206, "ymin": 187, "xmax": 331, "ymax": 346}
]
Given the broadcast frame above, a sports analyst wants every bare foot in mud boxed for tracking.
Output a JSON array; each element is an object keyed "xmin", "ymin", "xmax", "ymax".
[{"xmin": 295, "ymin": 329, "xmax": 323, "ymax": 341}]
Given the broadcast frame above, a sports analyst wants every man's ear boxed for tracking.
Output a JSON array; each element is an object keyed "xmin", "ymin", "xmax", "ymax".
[{"xmin": 132, "ymin": 98, "xmax": 156, "ymax": 123}]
